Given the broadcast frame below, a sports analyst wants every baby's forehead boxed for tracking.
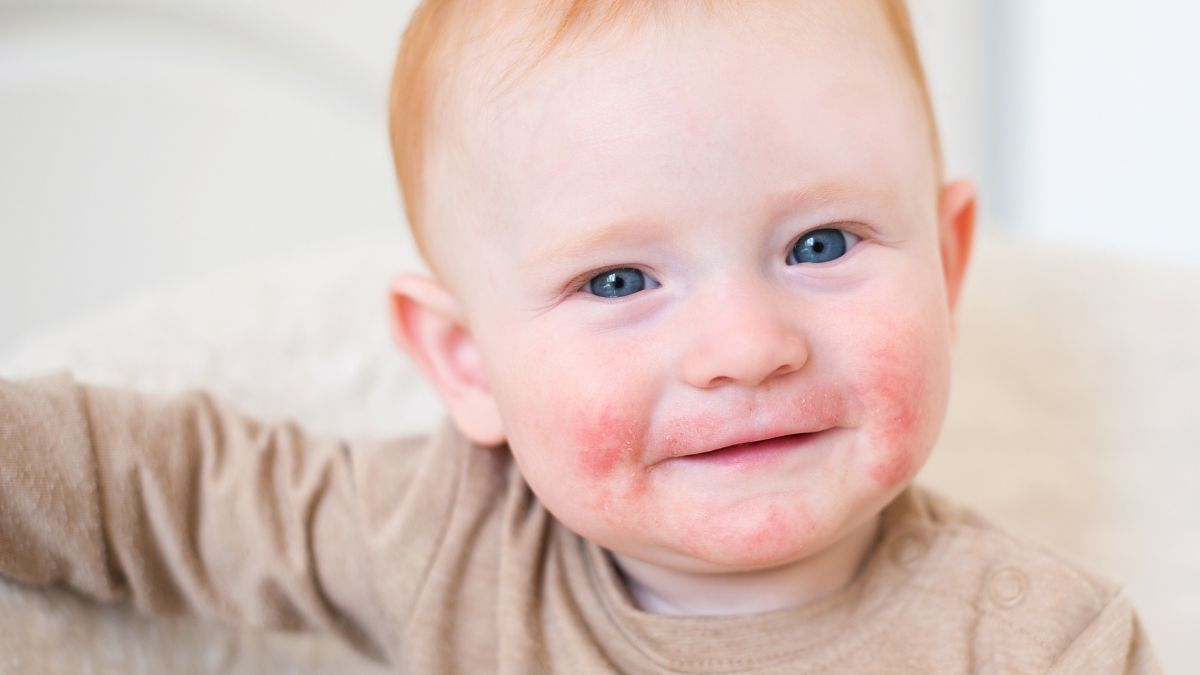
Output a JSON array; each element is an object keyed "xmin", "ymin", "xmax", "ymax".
[
  {"xmin": 410, "ymin": 0, "xmax": 938, "ymax": 277},
  {"xmin": 434, "ymin": 1, "xmax": 930, "ymax": 188},
  {"xmin": 391, "ymin": 1, "xmax": 939, "ymax": 271},
  {"xmin": 452, "ymin": 1, "xmax": 892, "ymax": 115}
]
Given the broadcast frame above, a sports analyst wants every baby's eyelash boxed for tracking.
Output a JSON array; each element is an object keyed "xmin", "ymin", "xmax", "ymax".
[
  {"xmin": 565, "ymin": 268, "xmax": 606, "ymax": 295},
  {"xmin": 555, "ymin": 267, "xmax": 617, "ymax": 299}
]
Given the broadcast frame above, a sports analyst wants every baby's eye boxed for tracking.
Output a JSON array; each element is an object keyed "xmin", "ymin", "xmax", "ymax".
[
  {"xmin": 587, "ymin": 268, "xmax": 657, "ymax": 298},
  {"xmin": 786, "ymin": 227, "xmax": 861, "ymax": 265}
]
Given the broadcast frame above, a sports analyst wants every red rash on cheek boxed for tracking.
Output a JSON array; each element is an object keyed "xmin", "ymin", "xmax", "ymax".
[
  {"xmin": 574, "ymin": 404, "xmax": 641, "ymax": 479},
  {"xmin": 571, "ymin": 403, "xmax": 656, "ymax": 521},
  {"xmin": 862, "ymin": 339, "xmax": 930, "ymax": 489},
  {"xmin": 868, "ymin": 437, "xmax": 914, "ymax": 488}
]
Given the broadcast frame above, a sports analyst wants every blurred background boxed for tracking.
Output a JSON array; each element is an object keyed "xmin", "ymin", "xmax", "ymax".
[
  {"xmin": 1, "ymin": 0, "xmax": 1198, "ymax": 352},
  {"xmin": 0, "ymin": 0, "xmax": 1196, "ymax": 671}
]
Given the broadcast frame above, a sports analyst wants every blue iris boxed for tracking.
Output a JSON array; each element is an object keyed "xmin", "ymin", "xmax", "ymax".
[
  {"xmin": 588, "ymin": 268, "xmax": 647, "ymax": 298},
  {"xmin": 788, "ymin": 228, "xmax": 850, "ymax": 264}
]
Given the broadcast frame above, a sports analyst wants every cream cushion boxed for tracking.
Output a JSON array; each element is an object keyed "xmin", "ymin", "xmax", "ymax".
[{"xmin": 1, "ymin": 233, "xmax": 1195, "ymax": 672}]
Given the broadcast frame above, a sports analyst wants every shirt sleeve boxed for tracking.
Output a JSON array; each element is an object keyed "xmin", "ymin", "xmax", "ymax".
[
  {"xmin": 1047, "ymin": 592, "xmax": 1163, "ymax": 675},
  {"xmin": 0, "ymin": 371, "xmax": 450, "ymax": 659}
]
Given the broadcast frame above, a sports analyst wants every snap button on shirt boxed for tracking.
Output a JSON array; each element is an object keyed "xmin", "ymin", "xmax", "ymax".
[{"xmin": 988, "ymin": 567, "xmax": 1028, "ymax": 608}]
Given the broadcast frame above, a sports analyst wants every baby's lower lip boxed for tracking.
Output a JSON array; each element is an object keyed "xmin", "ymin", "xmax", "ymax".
[{"xmin": 678, "ymin": 431, "xmax": 828, "ymax": 468}]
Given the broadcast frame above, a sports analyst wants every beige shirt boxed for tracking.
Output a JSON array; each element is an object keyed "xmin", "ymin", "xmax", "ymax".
[{"xmin": 0, "ymin": 373, "xmax": 1159, "ymax": 673}]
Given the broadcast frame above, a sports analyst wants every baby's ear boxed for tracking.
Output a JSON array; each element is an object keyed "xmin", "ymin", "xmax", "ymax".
[
  {"xmin": 388, "ymin": 274, "xmax": 506, "ymax": 447},
  {"xmin": 937, "ymin": 179, "xmax": 977, "ymax": 327}
]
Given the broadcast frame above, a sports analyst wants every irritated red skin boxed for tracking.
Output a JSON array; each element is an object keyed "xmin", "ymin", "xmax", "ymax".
[
  {"xmin": 573, "ymin": 403, "xmax": 652, "ymax": 517},
  {"xmin": 577, "ymin": 384, "xmax": 851, "ymax": 481},
  {"xmin": 564, "ymin": 322, "xmax": 939, "ymax": 564},
  {"xmin": 571, "ymin": 355, "xmax": 925, "ymax": 489},
  {"xmin": 860, "ymin": 332, "xmax": 933, "ymax": 489},
  {"xmin": 660, "ymin": 412, "xmax": 725, "ymax": 461},
  {"xmin": 727, "ymin": 505, "xmax": 790, "ymax": 564},
  {"xmin": 674, "ymin": 500, "xmax": 819, "ymax": 567},
  {"xmin": 575, "ymin": 405, "xmax": 637, "ymax": 479}
]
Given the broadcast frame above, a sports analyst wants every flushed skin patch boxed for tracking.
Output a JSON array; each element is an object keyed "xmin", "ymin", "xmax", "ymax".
[
  {"xmin": 499, "ymin": 295, "xmax": 950, "ymax": 574},
  {"xmin": 575, "ymin": 404, "xmax": 639, "ymax": 479},
  {"xmin": 428, "ymin": 3, "xmax": 966, "ymax": 587},
  {"xmin": 861, "ymin": 333, "xmax": 941, "ymax": 489}
]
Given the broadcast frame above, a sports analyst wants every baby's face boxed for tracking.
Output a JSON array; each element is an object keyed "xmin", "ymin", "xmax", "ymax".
[{"xmin": 424, "ymin": 3, "xmax": 966, "ymax": 573}]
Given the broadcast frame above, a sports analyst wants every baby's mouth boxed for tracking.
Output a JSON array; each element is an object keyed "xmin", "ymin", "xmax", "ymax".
[{"xmin": 679, "ymin": 430, "xmax": 830, "ymax": 465}]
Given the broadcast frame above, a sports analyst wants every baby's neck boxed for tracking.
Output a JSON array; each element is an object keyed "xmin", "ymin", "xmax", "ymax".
[{"xmin": 609, "ymin": 514, "xmax": 882, "ymax": 616}]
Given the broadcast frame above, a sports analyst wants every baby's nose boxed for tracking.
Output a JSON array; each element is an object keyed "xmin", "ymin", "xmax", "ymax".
[{"xmin": 678, "ymin": 281, "xmax": 809, "ymax": 390}]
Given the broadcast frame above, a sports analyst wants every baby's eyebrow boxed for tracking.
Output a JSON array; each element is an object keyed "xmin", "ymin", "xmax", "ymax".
[
  {"xmin": 521, "ymin": 217, "xmax": 657, "ymax": 271},
  {"xmin": 767, "ymin": 181, "xmax": 883, "ymax": 218},
  {"xmin": 520, "ymin": 180, "xmax": 888, "ymax": 269}
]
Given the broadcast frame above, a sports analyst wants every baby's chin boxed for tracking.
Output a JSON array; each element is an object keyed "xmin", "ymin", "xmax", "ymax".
[
  {"xmin": 672, "ymin": 535, "xmax": 835, "ymax": 575},
  {"xmin": 623, "ymin": 497, "xmax": 891, "ymax": 578},
  {"xmin": 622, "ymin": 514, "xmax": 841, "ymax": 574}
]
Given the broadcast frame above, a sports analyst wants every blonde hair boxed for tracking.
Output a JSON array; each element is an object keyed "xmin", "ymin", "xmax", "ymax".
[{"xmin": 388, "ymin": 1, "xmax": 940, "ymax": 258}]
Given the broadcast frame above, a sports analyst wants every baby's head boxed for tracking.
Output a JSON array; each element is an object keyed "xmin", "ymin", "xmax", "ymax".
[{"xmin": 387, "ymin": 0, "xmax": 975, "ymax": 582}]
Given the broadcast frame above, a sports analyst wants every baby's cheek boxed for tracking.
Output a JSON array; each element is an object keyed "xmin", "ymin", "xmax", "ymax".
[
  {"xmin": 568, "ymin": 398, "xmax": 656, "ymax": 518},
  {"xmin": 574, "ymin": 402, "xmax": 642, "ymax": 479},
  {"xmin": 859, "ymin": 327, "xmax": 946, "ymax": 488}
]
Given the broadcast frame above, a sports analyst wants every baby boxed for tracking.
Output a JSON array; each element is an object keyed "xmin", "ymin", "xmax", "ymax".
[{"xmin": 0, "ymin": 0, "xmax": 1161, "ymax": 672}]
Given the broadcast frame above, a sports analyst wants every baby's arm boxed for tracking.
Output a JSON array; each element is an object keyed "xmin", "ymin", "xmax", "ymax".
[{"xmin": 0, "ymin": 372, "xmax": 413, "ymax": 658}]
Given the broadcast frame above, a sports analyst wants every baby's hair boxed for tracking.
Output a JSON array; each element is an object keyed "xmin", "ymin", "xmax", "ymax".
[{"xmin": 388, "ymin": 0, "xmax": 941, "ymax": 259}]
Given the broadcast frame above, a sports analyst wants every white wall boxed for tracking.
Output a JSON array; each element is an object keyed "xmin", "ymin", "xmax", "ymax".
[
  {"xmin": 1017, "ymin": 1, "xmax": 1200, "ymax": 261},
  {"xmin": 989, "ymin": 1, "xmax": 1200, "ymax": 264},
  {"xmin": 908, "ymin": 0, "xmax": 990, "ymax": 188},
  {"xmin": 0, "ymin": 0, "xmax": 421, "ymax": 352},
  {"xmin": 913, "ymin": 0, "xmax": 1200, "ymax": 267}
]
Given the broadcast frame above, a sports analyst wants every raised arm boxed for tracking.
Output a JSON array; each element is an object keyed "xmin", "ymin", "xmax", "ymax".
[{"xmin": 0, "ymin": 371, "xmax": 457, "ymax": 659}]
